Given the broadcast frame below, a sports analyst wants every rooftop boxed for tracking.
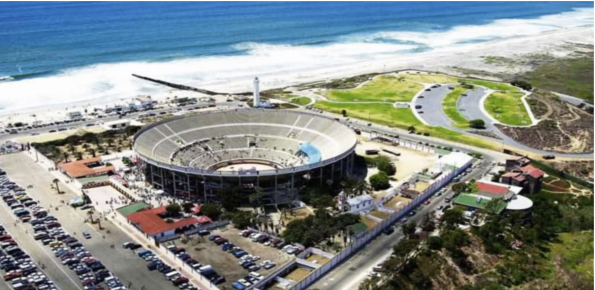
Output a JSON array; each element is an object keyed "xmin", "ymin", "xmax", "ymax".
[
  {"xmin": 347, "ymin": 194, "xmax": 373, "ymax": 206},
  {"xmin": 454, "ymin": 194, "xmax": 508, "ymax": 214},
  {"xmin": 126, "ymin": 206, "xmax": 200, "ymax": 236},
  {"xmin": 58, "ymin": 156, "xmax": 115, "ymax": 178}
]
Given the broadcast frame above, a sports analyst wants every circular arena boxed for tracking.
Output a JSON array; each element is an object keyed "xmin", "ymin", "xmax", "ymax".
[{"xmin": 133, "ymin": 109, "xmax": 357, "ymax": 204}]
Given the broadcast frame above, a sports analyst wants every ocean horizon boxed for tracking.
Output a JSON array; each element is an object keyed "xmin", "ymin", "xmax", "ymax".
[{"xmin": 0, "ymin": 1, "xmax": 593, "ymax": 112}]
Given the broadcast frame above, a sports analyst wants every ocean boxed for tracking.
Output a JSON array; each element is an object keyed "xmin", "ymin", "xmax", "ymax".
[{"xmin": 0, "ymin": 1, "xmax": 593, "ymax": 112}]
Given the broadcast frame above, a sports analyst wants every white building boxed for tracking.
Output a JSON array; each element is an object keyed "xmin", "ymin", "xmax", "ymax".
[
  {"xmin": 435, "ymin": 152, "xmax": 473, "ymax": 175},
  {"xmin": 345, "ymin": 194, "xmax": 374, "ymax": 214},
  {"xmin": 67, "ymin": 111, "xmax": 83, "ymax": 121},
  {"xmin": 128, "ymin": 95, "xmax": 153, "ymax": 111},
  {"xmin": 102, "ymin": 119, "xmax": 131, "ymax": 131}
]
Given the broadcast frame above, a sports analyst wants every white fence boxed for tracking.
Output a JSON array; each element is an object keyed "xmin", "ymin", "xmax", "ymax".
[{"xmin": 283, "ymin": 164, "xmax": 464, "ymax": 290}]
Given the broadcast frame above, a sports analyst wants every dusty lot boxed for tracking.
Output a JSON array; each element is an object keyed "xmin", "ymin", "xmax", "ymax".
[
  {"xmin": 360, "ymin": 215, "xmax": 380, "ymax": 230},
  {"xmin": 369, "ymin": 210, "xmax": 391, "ymax": 220},
  {"xmin": 385, "ymin": 196, "xmax": 413, "ymax": 211},
  {"xmin": 168, "ymin": 226, "xmax": 293, "ymax": 288},
  {"xmin": 356, "ymin": 139, "xmax": 438, "ymax": 180}
]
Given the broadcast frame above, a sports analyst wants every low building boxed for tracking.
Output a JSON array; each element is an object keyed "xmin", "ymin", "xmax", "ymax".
[
  {"xmin": 505, "ymin": 156, "xmax": 531, "ymax": 172},
  {"xmin": 67, "ymin": 111, "xmax": 83, "ymax": 121},
  {"xmin": 58, "ymin": 157, "xmax": 115, "ymax": 179},
  {"xmin": 102, "ymin": 119, "xmax": 131, "ymax": 131},
  {"xmin": 344, "ymin": 194, "xmax": 374, "ymax": 214},
  {"xmin": 125, "ymin": 206, "xmax": 201, "ymax": 239},
  {"xmin": 435, "ymin": 151, "xmax": 473, "ymax": 175},
  {"xmin": 128, "ymin": 95, "xmax": 154, "ymax": 111},
  {"xmin": 500, "ymin": 164, "xmax": 545, "ymax": 194},
  {"xmin": 400, "ymin": 188, "xmax": 421, "ymax": 199},
  {"xmin": 454, "ymin": 181, "xmax": 531, "ymax": 214}
]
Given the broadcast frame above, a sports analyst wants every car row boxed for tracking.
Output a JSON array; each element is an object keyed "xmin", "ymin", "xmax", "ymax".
[
  {"xmin": 0, "ymin": 222, "xmax": 58, "ymax": 290},
  {"xmin": 0, "ymin": 171, "xmax": 128, "ymax": 290},
  {"xmin": 134, "ymin": 245, "xmax": 203, "ymax": 290}
]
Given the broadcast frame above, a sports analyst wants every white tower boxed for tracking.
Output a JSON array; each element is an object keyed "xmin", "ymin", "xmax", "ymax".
[{"xmin": 253, "ymin": 77, "xmax": 260, "ymax": 108}]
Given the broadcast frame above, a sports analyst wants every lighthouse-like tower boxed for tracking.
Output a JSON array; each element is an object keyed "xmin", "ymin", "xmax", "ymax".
[{"xmin": 253, "ymin": 77, "xmax": 260, "ymax": 108}]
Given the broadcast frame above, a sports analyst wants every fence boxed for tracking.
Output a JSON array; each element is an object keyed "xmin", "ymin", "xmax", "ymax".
[
  {"xmin": 29, "ymin": 146, "xmax": 56, "ymax": 169},
  {"xmin": 285, "ymin": 165, "xmax": 462, "ymax": 290}
]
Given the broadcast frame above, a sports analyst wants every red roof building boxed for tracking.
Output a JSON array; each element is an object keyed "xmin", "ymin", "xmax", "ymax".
[
  {"xmin": 126, "ymin": 206, "xmax": 199, "ymax": 237},
  {"xmin": 58, "ymin": 157, "xmax": 115, "ymax": 178},
  {"xmin": 500, "ymin": 163, "xmax": 545, "ymax": 194}
]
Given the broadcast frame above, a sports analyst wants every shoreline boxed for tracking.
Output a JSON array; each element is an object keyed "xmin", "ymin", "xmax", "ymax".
[{"xmin": 0, "ymin": 26, "xmax": 592, "ymax": 126}]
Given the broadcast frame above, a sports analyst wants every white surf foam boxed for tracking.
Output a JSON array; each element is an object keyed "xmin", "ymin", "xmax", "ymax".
[{"xmin": 0, "ymin": 8, "xmax": 592, "ymax": 114}]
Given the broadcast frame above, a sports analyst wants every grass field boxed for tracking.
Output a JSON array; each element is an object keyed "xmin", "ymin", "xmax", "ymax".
[
  {"xmin": 442, "ymin": 86, "xmax": 470, "ymax": 128},
  {"xmin": 461, "ymin": 79, "xmax": 519, "ymax": 91},
  {"xmin": 290, "ymin": 97, "xmax": 312, "ymax": 106},
  {"xmin": 398, "ymin": 73, "xmax": 458, "ymax": 84},
  {"xmin": 526, "ymin": 55, "xmax": 594, "ymax": 104},
  {"xmin": 484, "ymin": 91, "xmax": 532, "ymax": 126},
  {"xmin": 322, "ymin": 75, "xmax": 423, "ymax": 102},
  {"xmin": 549, "ymin": 231, "xmax": 594, "ymax": 282},
  {"xmin": 314, "ymin": 102, "xmax": 423, "ymax": 128},
  {"xmin": 313, "ymin": 101, "xmax": 498, "ymax": 150}
]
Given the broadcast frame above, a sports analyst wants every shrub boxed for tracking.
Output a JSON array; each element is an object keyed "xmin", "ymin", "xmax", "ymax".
[
  {"xmin": 201, "ymin": 203, "xmax": 222, "ymax": 220},
  {"xmin": 469, "ymin": 119, "xmax": 486, "ymax": 129},
  {"xmin": 370, "ymin": 172, "xmax": 390, "ymax": 190},
  {"xmin": 377, "ymin": 158, "xmax": 396, "ymax": 176},
  {"xmin": 511, "ymin": 80, "xmax": 532, "ymax": 91}
]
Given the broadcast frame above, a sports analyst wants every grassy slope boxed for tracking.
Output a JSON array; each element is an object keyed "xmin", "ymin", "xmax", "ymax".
[
  {"xmin": 549, "ymin": 231, "xmax": 594, "ymax": 282},
  {"xmin": 526, "ymin": 56, "xmax": 594, "ymax": 104},
  {"xmin": 462, "ymin": 79, "xmax": 519, "ymax": 91},
  {"xmin": 313, "ymin": 102, "xmax": 422, "ymax": 128},
  {"xmin": 313, "ymin": 101, "xmax": 497, "ymax": 150},
  {"xmin": 323, "ymin": 76, "xmax": 423, "ymax": 102},
  {"xmin": 442, "ymin": 86, "xmax": 470, "ymax": 128},
  {"xmin": 398, "ymin": 73, "xmax": 459, "ymax": 84},
  {"xmin": 484, "ymin": 91, "xmax": 532, "ymax": 126},
  {"xmin": 290, "ymin": 97, "xmax": 312, "ymax": 106}
]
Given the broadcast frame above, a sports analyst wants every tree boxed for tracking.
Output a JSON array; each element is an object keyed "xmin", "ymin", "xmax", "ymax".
[
  {"xmin": 52, "ymin": 178, "xmax": 61, "ymax": 194},
  {"xmin": 451, "ymin": 182, "xmax": 468, "ymax": 193},
  {"xmin": 377, "ymin": 158, "xmax": 396, "ymax": 176},
  {"xmin": 511, "ymin": 80, "xmax": 532, "ymax": 91},
  {"xmin": 369, "ymin": 172, "xmax": 390, "ymax": 190},
  {"xmin": 469, "ymin": 119, "xmax": 486, "ymax": 129},
  {"xmin": 249, "ymin": 187, "xmax": 265, "ymax": 215},
  {"xmin": 341, "ymin": 109, "xmax": 347, "ymax": 117},
  {"xmin": 201, "ymin": 203, "xmax": 222, "ymax": 220},
  {"xmin": 231, "ymin": 211, "xmax": 254, "ymax": 229},
  {"xmin": 165, "ymin": 203, "xmax": 182, "ymax": 217},
  {"xmin": 427, "ymin": 236, "xmax": 443, "ymax": 250},
  {"xmin": 441, "ymin": 208, "xmax": 465, "ymax": 230},
  {"xmin": 218, "ymin": 186, "xmax": 242, "ymax": 211},
  {"xmin": 407, "ymin": 126, "xmax": 416, "ymax": 132},
  {"xmin": 401, "ymin": 221, "xmax": 417, "ymax": 239},
  {"xmin": 311, "ymin": 194, "xmax": 335, "ymax": 209}
]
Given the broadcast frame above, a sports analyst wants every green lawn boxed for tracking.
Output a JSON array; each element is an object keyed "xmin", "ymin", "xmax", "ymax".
[
  {"xmin": 549, "ymin": 231, "xmax": 594, "ymax": 282},
  {"xmin": 442, "ymin": 86, "xmax": 470, "ymax": 128},
  {"xmin": 526, "ymin": 56, "xmax": 594, "ymax": 104},
  {"xmin": 313, "ymin": 101, "xmax": 498, "ymax": 150},
  {"xmin": 461, "ymin": 79, "xmax": 519, "ymax": 91},
  {"xmin": 323, "ymin": 75, "xmax": 423, "ymax": 102},
  {"xmin": 313, "ymin": 102, "xmax": 422, "ymax": 128},
  {"xmin": 484, "ymin": 91, "xmax": 532, "ymax": 126},
  {"xmin": 290, "ymin": 97, "xmax": 312, "ymax": 106},
  {"xmin": 398, "ymin": 73, "xmax": 459, "ymax": 84}
]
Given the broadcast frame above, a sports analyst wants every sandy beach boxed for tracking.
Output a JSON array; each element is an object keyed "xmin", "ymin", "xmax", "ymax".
[{"xmin": 0, "ymin": 26, "xmax": 592, "ymax": 127}]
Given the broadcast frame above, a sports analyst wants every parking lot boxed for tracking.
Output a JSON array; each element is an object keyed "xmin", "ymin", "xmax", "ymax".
[
  {"xmin": 163, "ymin": 226, "xmax": 293, "ymax": 289},
  {"xmin": 0, "ymin": 152, "xmax": 180, "ymax": 290}
]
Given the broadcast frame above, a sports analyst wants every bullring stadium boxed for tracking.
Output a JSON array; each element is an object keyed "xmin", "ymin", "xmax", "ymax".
[{"xmin": 133, "ymin": 109, "xmax": 357, "ymax": 204}]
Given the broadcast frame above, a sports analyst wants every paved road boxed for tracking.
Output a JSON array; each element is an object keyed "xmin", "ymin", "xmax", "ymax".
[
  {"xmin": 0, "ymin": 152, "xmax": 179, "ymax": 290},
  {"xmin": 0, "ymin": 101, "xmax": 243, "ymax": 142},
  {"xmin": 309, "ymin": 160, "xmax": 494, "ymax": 290},
  {"xmin": 414, "ymin": 86, "xmax": 457, "ymax": 128}
]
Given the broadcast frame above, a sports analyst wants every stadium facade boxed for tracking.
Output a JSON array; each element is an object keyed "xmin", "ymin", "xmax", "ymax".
[{"xmin": 133, "ymin": 109, "xmax": 357, "ymax": 204}]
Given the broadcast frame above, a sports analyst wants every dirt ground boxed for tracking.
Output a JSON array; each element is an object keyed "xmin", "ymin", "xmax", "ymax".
[
  {"xmin": 414, "ymin": 180, "xmax": 430, "ymax": 192},
  {"xmin": 356, "ymin": 139, "xmax": 438, "ymax": 181},
  {"xmin": 385, "ymin": 196, "xmax": 413, "ymax": 211},
  {"xmin": 279, "ymin": 207, "xmax": 313, "ymax": 226},
  {"xmin": 498, "ymin": 91, "xmax": 594, "ymax": 154},
  {"xmin": 360, "ymin": 215, "xmax": 380, "ymax": 230},
  {"xmin": 305, "ymin": 254, "xmax": 330, "ymax": 266},
  {"xmin": 16, "ymin": 126, "xmax": 106, "ymax": 144},
  {"xmin": 369, "ymin": 210, "xmax": 391, "ymax": 220},
  {"xmin": 168, "ymin": 226, "xmax": 293, "ymax": 289}
]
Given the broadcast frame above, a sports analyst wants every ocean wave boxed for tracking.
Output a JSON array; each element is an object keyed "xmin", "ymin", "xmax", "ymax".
[
  {"xmin": 0, "ymin": 7, "xmax": 592, "ymax": 113},
  {"xmin": 351, "ymin": 7, "xmax": 594, "ymax": 48}
]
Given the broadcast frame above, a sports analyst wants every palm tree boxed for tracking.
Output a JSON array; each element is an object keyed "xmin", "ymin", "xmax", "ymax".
[
  {"xmin": 87, "ymin": 210, "xmax": 95, "ymax": 223},
  {"xmin": 353, "ymin": 179, "xmax": 372, "ymax": 196},
  {"xmin": 249, "ymin": 187, "xmax": 265, "ymax": 215},
  {"xmin": 52, "ymin": 179, "xmax": 61, "ymax": 194}
]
